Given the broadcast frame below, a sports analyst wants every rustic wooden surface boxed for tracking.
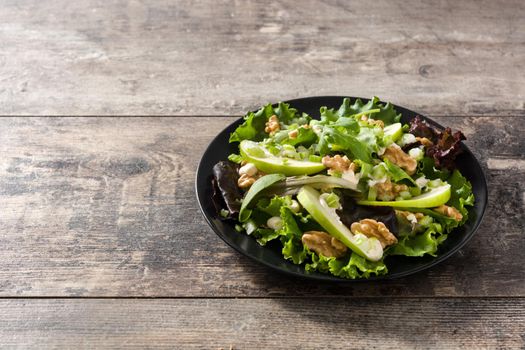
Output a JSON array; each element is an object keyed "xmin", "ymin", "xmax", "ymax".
[
  {"xmin": 1, "ymin": 299, "xmax": 524, "ymax": 349},
  {"xmin": 0, "ymin": 0, "xmax": 524, "ymax": 116},
  {"xmin": 0, "ymin": 0, "xmax": 524, "ymax": 348}
]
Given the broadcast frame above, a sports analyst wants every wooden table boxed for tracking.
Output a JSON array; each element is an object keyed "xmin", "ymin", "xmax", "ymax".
[{"xmin": 1, "ymin": 1, "xmax": 524, "ymax": 348}]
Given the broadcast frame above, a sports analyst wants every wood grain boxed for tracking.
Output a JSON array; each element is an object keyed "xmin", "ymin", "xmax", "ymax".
[
  {"xmin": 0, "ymin": 116, "xmax": 523, "ymax": 297},
  {"xmin": 0, "ymin": 298, "xmax": 523, "ymax": 349},
  {"xmin": 0, "ymin": 0, "xmax": 524, "ymax": 116}
]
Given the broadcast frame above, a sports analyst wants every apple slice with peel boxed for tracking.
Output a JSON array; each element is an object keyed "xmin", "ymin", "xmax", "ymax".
[
  {"xmin": 297, "ymin": 186, "xmax": 383, "ymax": 262},
  {"xmin": 240, "ymin": 140, "xmax": 325, "ymax": 176},
  {"xmin": 383, "ymin": 122, "xmax": 403, "ymax": 142},
  {"xmin": 358, "ymin": 184, "xmax": 451, "ymax": 208}
]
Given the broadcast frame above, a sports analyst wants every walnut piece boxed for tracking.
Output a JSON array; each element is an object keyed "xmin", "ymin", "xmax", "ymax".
[
  {"xmin": 374, "ymin": 179, "xmax": 409, "ymax": 201},
  {"xmin": 359, "ymin": 115, "xmax": 384, "ymax": 128},
  {"xmin": 416, "ymin": 136, "xmax": 433, "ymax": 147},
  {"xmin": 350, "ymin": 219, "xmax": 398, "ymax": 248},
  {"xmin": 301, "ymin": 231, "xmax": 348, "ymax": 258},
  {"xmin": 395, "ymin": 210, "xmax": 425, "ymax": 231},
  {"xmin": 237, "ymin": 163, "xmax": 262, "ymax": 189},
  {"xmin": 367, "ymin": 119, "xmax": 384, "ymax": 128},
  {"xmin": 382, "ymin": 144, "xmax": 417, "ymax": 175},
  {"xmin": 434, "ymin": 205, "xmax": 463, "ymax": 221},
  {"xmin": 322, "ymin": 155, "xmax": 356, "ymax": 173},
  {"xmin": 395, "ymin": 210, "xmax": 424, "ymax": 221},
  {"xmin": 264, "ymin": 115, "xmax": 280, "ymax": 135},
  {"xmin": 237, "ymin": 173, "xmax": 256, "ymax": 189}
]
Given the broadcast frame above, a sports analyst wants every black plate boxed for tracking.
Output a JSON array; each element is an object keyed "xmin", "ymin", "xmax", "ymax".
[{"xmin": 195, "ymin": 96, "xmax": 488, "ymax": 281}]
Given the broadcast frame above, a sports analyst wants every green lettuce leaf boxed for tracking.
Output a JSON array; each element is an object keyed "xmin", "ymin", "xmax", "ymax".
[
  {"xmin": 228, "ymin": 153, "xmax": 243, "ymax": 164},
  {"xmin": 257, "ymin": 195, "xmax": 293, "ymax": 217},
  {"xmin": 274, "ymin": 102, "xmax": 309, "ymax": 125},
  {"xmin": 324, "ymin": 127, "xmax": 373, "ymax": 162},
  {"xmin": 315, "ymin": 103, "xmax": 384, "ymax": 162},
  {"xmin": 383, "ymin": 159, "xmax": 417, "ymax": 186},
  {"xmin": 279, "ymin": 207, "xmax": 308, "ymax": 264},
  {"xmin": 229, "ymin": 104, "xmax": 273, "ymax": 143},
  {"xmin": 252, "ymin": 227, "xmax": 281, "ymax": 245},
  {"xmin": 305, "ymin": 252, "xmax": 388, "ymax": 279},
  {"xmin": 418, "ymin": 156, "xmax": 450, "ymax": 180},
  {"xmin": 252, "ymin": 196, "xmax": 309, "ymax": 263},
  {"xmin": 388, "ymin": 222, "xmax": 446, "ymax": 257},
  {"xmin": 319, "ymin": 97, "xmax": 400, "ymax": 126},
  {"xmin": 279, "ymin": 127, "xmax": 317, "ymax": 147},
  {"xmin": 229, "ymin": 102, "xmax": 310, "ymax": 143},
  {"xmin": 446, "ymin": 169, "xmax": 475, "ymax": 225}
]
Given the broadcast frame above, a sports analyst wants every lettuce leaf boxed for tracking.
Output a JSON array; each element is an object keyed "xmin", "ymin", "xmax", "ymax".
[
  {"xmin": 388, "ymin": 223, "xmax": 446, "ymax": 257},
  {"xmin": 282, "ymin": 235, "xmax": 309, "ymax": 264},
  {"xmin": 252, "ymin": 227, "xmax": 281, "ymax": 245},
  {"xmin": 323, "ymin": 127, "xmax": 373, "ymax": 162},
  {"xmin": 274, "ymin": 102, "xmax": 309, "ymax": 125},
  {"xmin": 383, "ymin": 159, "xmax": 417, "ymax": 186},
  {"xmin": 228, "ymin": 153, "xmax": 243, "ymax": 164},
  {"xmin": 212, "ymin": 161, "xmax": 242, "ymax": 218},
  {"xmin": 229, "ymin": 104, "xmax": 273, "ymax": 143},
  {"xmin": 278, "ymin": 127, "xmax": 317, "ymax": 147},
  {"xmin": 252, "ymin": 196, "xmax": 308, "ymax": 264},
  {"xmin": 229, "ymin": 102, "xmax": 310, "ymax": 143},
  {"xmin": 305, "ymin": 252, "xmax": 388, "ymax": 279},
  {"xmin": 320, "ymin": 97, "xmax": 400, "ymax": 125},
  {"xmin": 408, "ymin": 116, "xmax": 466, "ymax": 170},
  {"xmin": 418, "ymin": 156, "xmax": 450, "ymax": 180},
  {"xmin": 446, "ymin": 169, "xmax": 475, "ymax": 225},
  {"xmin": 279, "ymin": 207, "xmax": 308, "ymax": 264},
  {"xmin": 351, "ymin": 97, "xmax": 401, "ymax": 125},
  {"xmin": 257, "ymin": 195, "xmax": 293, "ymax": 217}
]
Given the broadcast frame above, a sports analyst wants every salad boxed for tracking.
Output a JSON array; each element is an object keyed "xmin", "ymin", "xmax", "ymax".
[{"xmin": 211, "ymin": 97, "xmax": 474, "ymax": 279}]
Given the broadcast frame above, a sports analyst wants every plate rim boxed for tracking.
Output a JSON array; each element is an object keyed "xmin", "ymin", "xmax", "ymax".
[{"xmin": 195, "ymin": 96, "xmax": 488, "ymax": 282}]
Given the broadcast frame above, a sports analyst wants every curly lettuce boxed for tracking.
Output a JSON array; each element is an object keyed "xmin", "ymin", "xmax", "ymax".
[
  {"xmin": 319, "ymin": 96, "xmax": 401, "ymax": 125},
  {"xmin": 388, "ymin": 222, "xmax": 446, "ymax": 257},
  {"xmin": 306, "ymin": 252, "xmax": 388, "ymax": 279},
  {"xmin": 447, "ymin": 169, "xmax": 475, "ymax": 225},
  {"xmin": 230, "ymin": 102, "xmax": 310, "ymax": 143}
]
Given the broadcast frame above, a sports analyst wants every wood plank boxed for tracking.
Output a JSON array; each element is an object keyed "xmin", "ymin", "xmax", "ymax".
[
  {"xmin": 0, "ymin": 298, "xmax": 523, "ymax": 349},
  {"xmin": 0, "ymin": 116, "xmax": 523, "ymax": 297},
  {"xmin": 0, "ymin": 0, "xmax": 524, "ymax": 116}
]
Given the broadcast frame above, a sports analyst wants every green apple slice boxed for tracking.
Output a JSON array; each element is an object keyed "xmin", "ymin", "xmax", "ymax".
[
  {"xmin": 383, "ymin": 122, "xmax": 403, "ymax": 142},
  {"xmin": 358, "ymin": 184, "xmax": 451, "ymax": 208},
  {"xmin": 297, "ymin": 186, "xmax": 383, "ymax": 261},
  {"xmin": 240, "ymin": 140, "xmax": 325, "ymax": 176}
]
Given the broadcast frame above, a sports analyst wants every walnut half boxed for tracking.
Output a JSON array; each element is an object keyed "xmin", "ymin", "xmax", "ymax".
[
  {"xmin": 374, "ymin": 179, "xmax": 408, "ymax": 201},
  {"xmin": 264, "ymin": 115, "xmax": 280, "ymax": 135},
  {"xmin": 301, "ymin": 231, "xmax": 348, "ymax": 258},
  {"xmin": 350, "ymin": 219, "xmax": 398, "ymax": 248},
  {"xmin": 322, "ymin": 155, "xmax": 356, "ymax": 174},
  {"xmin": 382, "ymin": 144, "xmax": 417, "ymax": 175},
  {"xmin": 237, "ymin": 163, "xmax": 263, "ymax": 189},
  {"xmin": 434, "ymin": 205, "xmax": 463, "ymax": 221},
  {"xmin": 416, "ymin": 136, "xmax": 433, "ymax": 147},
  {"xmin": 395, "ymin": 210, "xmax": 424, "ymax": 222}
]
